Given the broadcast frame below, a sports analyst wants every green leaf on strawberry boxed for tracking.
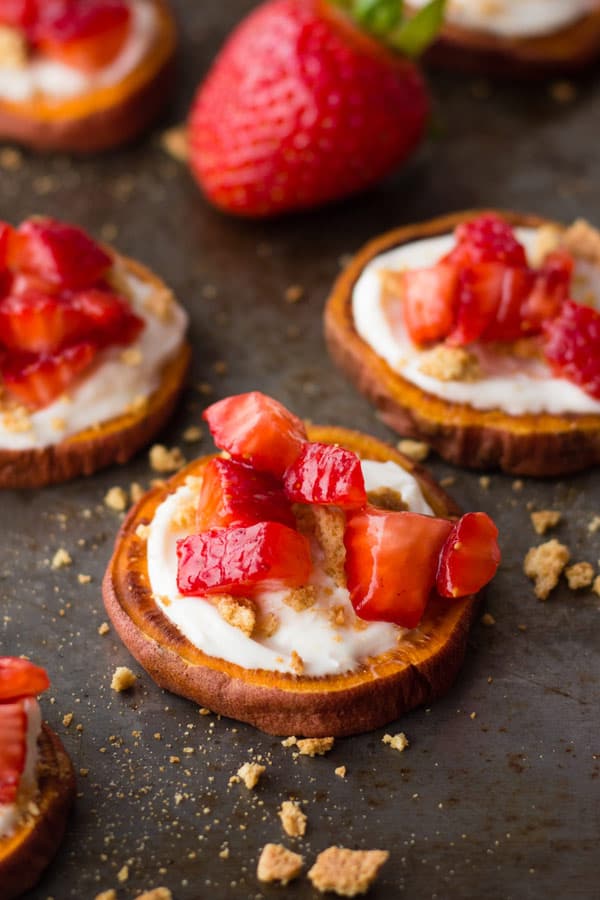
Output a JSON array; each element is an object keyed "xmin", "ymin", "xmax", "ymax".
[{"xmin": 389, "ymin": 0, "xmax": 446, "ymax": 57}]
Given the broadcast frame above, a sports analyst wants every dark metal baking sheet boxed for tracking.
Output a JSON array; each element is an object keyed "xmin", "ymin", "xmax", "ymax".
[{"xmin": 1, "ymin": 2, "xmax": 599, "ymax": 897}]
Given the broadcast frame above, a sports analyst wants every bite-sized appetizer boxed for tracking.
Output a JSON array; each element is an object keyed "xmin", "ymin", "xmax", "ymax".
[
  {"xmin": 0, "ymin": 657, "xmax": 75, "ymax": 900},
  {"xmin": 0, "ymin": 215, "xmax": 189, "ymax": 488},
  {"xmin": 326, "ymin": 211, "xmax": 600, "ymax": 476},
  {"xmin": 103, "ymin": 391, "xmax": 500, "ymax": 737},
  {"xmin": 0, "ymin": 0, "xmax": 176, "ymax": 152}
]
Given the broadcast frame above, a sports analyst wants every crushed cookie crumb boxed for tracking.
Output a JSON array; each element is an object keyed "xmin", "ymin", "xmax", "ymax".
[
  {"xmin": 111, "ymin": 666, "xmax": 136, "ymax": 693},
  {"xmin": 98, "ymin": 622, "xmax": 110, "ymax": 636},
  {"xmin": 308, "ymin": 847, "xmax": 389, "ymax": 896},
  {"xmin": 524, "ymin": 539, "xmax": 570, "ymax": 600},
  {"xmin": 382, "ymin": 732, "xmax": 409, "ymax": 753},
  {"xmin": 279, "ymin": 800, "xmax": 307, "ymax": 837},
  {"xmin": 149, "ymin": 444, "xmax": 185, "ymax": 473},
  {"xmin": 281, "ymin": 736, "xmax": 297, "ymax": 748},
  {"xmin": 117, "ymin": 865, "xmax": 129, "ymax": 883},
  {"xmin": 130, "ymin": 482, "xmax": 144, "ymax": 504},
  {"xmin": 512, "ymin": 480, "xmax": 524, "ymax": 492},
  {"xmin": 588, "ymin": 515, "xmax": 600, "ymax": 534},
  {"xmin": 0, "ymin": 26, "xmax": 27, "ymax": 68},
  {"xmin": 283, "ymin": 585, "xmax": 317, "ymax": 611},
  {"xmin": 51, "ymin": 548, "xmax": 72, "ymax": 570},
  {"xmin": 161, "ymin": 124, "xmax": 188, "ymax": 162},
  {"xmin": 217, "ymin": 595, "xmax": 256, "ymax": 637},
  {"xmin": 295, "ymin": 505, "xmax": 346, "ymax": 587},
  {"xmin": 295, "ymin": 737, "xmax": 334, "ymax": 757},
  {"xmin": 237, "ymin": 761, "xmax": 266, "ymax": 789},
  {"xmin": 397, "ymin": 439, "xmax": 429, "ymax": 462},
  {"xmin": 531, "ymin": 510, "xmax": 561, "ymax": 535},
  {"xmin": 329, "ymin": 605, "xmax": 346, "ymax": 628},
  {"xmin": 134, "ymin": 889, "xmax": 172, "ymax": 900},
  {"xmin": 144, "ymin": 287, "xmax": 174, "ymax": 322},
  {"xmin": 481, "ymin": 612, "xmax": 496, "ymax": 626},
  {"xmin": 120, "ymin": 346, "xmax": 143, "ymax": 366},
  {"xmin": 418, "ymin": 345, "xmax": 479, "ymax": 382},
  {"xmin": 479, "ymin": 476, "xmax": 491, "ymax": 490},
  {"xmin": 183, "ymin": 425, "xmax": 203, "ymax": 443},
  {"xmin": 290, "ymin": 651, "xmax": 304, "ymax": 675},
  {"xmin": 135, "ymin": 523, "xmax": 151, "ymax": 541},
  {"xmin": 104, "ymin": 486, "xmax": 128, "ymax": 512},
  {"xmin": 199, "ymin": 707, "xmax": 211, "ymax": 716},
  {"xmin": 94, "ymin": 891, "xmax": 117, "ymax": 900},
  {"xmin": 62, "ymin": 713, "xmax": 73, "ymax": 727},
  {"xmin": 77, "ymin": 573, "xmax": 91, "ymax": 584},
  {"xmin": 531, "ymin": 223, "xmax": 563, "ymax": 266},
  {"xmin": 258, "ymin": 612, "xmax": 279, "ymax": 638},
  {"xmin": 284, "ymin": 284, "xmax": 304, "ymax": 304},
  {"xmin": 367, "ymin": 486, "xmax": 407, "ymax": 512},
  {"xmin": 257, "ymin": 844, "xmax": 303, "ymax": 885},
  {"xmin": 565, "ymin": 561, "xmax": 594, "ymax": 590},
  {"xmin": 335, "ymin": 765, "xmax": 347, "ymax": 778},
  {"xmin": 562, "ymin": 219, "xmax": 600, "ymax": 264}
]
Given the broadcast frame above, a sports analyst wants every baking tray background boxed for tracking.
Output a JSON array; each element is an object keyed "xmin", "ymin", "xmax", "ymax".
[{"xmin": 1, "ymin": 2, "xmax": 599, "ymax": 897}]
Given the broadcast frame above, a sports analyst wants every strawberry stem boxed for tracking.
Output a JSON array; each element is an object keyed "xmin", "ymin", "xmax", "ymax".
[{"xmin": 330, "ymin": 0, "xmax": 446, "ymax": 57}]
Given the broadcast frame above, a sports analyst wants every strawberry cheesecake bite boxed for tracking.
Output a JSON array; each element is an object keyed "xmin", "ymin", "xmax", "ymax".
[
  {"xmin": 0, "ymin": 0, "xmax": 176, "ymax": 152},
  {"xmin": 0, "ymin": 657, "xmax": 75, "ymax": 900},
  {"xmin": 0, "ymin": 216, "xmax": 189, "ymax": 488},
  {"xmin": 103, "ymin": 391, "xmax": 500, "ymax": 737},
  {"xmin": 326, "ymin": 211, "xmax": 600, "ymax": 476}
]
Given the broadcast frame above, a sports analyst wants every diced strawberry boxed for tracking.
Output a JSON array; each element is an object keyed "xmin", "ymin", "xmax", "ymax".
[
  {"xmin": 0, "ymin": 657, "xmax": 49, "ymax": 702},
  {"xmin": 196, "ymin": 457, "xmax": 295, "ymax": 532},
  {"xmin": 1, "ymin": 341, "xmax": 97, "ymax": 409},
  {"xmin": 72, "ymin": 288, "xmax": 144, "ymax": 347},
  {"xmin": 0, "ymin": 290, "xmax": 90, "ymax": 353},
  {"xmin": 543, "ymin": 300, "xmax": 600, "ymax": 399},
  {"xmin": 521, "ymin": 249, "xmax": 572, "ymax": 332},
  {"xmin": 0, "ymin": 701, "xmax": 27, "ymax": 805},
  {"xmin": 344, "ymin": 508, "xmax": 453, "ymax": 629},
  {"xmin": 283, "ymin": 442, "xmax": 366, "ymax": 508},
  {"xmin": 202, "ymin": 392, "xmax": 307, "ymax": 478},
  {"xmin": 36, "ymin": 0, "xmax": 131, "ymax": 72},
  {"xmin": 0, "ymin": 221, "xmax": 15, "ymax": 270},
  {"xmin": 177, "ymin": 522, "xmax": 312, "ymax": 597},
  {"xmin": 0, "ymin": 0, "xmax": 38, "ymax": 32},
  {"xmin": 447, "ymin": 214, "xmax": 528, "ymax": 268},
  {"xmin": 448, "ymin": 263, "xmax": 506, "ymax": 346},
  {"xmin": 401, "ymin": 264, "xmax": 458, "ymax": 345},
  {"xmin": 436, "ymin": 512, "xmax": 500, "ymax": 599},
  {"xmin": 8, "ymin": 219, "xmax": 112, "ymax": 291}
]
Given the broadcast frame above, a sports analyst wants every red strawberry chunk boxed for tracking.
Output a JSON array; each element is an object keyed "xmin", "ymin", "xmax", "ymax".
[
  {"xmin": 447, "ymin": 214, "xmax": 528, "ymax": 267},
  {"xmin": 196, "ymin": 457, "xmax": 295, "ymax": 532},
  {"xmin": 543, "ymin": 300, "xmax": 600, "ymax": 399},
  {"xmin": 344, "ymin": 508, "xmax": 452, "ymax": 629},
  {"xmin": 436, "ymin": 512, "xmax": 500, "ymax": 599},
  {"xmin": 0, "ymin": 289, "xmax": 90, "ymax": 353},
  {"xmin": 0, "ymin": 701, "xmax": 27, "ymax": 805},
  {"xmin": 401, "ymin": 264, "xmax": 458, "ymax": 345},
  {"xmin": 0, "ymin": 0, "xmax": 38, "ymax": 32},
  {"xmin": 203, "ymin": 392, "xmax": 307, "ymax": 477},
  {"xmin": 71, "ymin": 288, "xmax": 144, "ymax": 347},
  {"xmin": 0, "ymin": 657, "xmax": 49, "ymax": 702},
  {"xmin": 521, "ymin": 249, "xmax": 572, "ymax": 332},
  {"xmin": 283, "ymin": 442, "xmax": 366, "ymax": 508},
  {"xmin": 1, "ymin": 341, "xmax": 97, "ymax": 409},
  {"xmin": 36, "ymin": 0, "xmax": 131, "ymax": 72},
  {"xmin": 447, "ymin": 263, "xmax": 505, "ymax": 346},
  {"xmin": 9, "ymin": 219, "xmax": 112, "ymax": 291},
  {"xmin": 177, "ymin": 522, "xmax": 312, "ymax": 597}
]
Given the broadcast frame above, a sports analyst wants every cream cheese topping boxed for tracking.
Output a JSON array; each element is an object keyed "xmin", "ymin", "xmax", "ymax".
[
  {"xmin": 0, "ymin": 0, "xmax": 157, "ymax": 103},
  {"xmin": 0, "ymin": 263, "xmax": 188, "ymax": 451},
  {"xmin": 0, "ymin": 698, "xmax": 41, "ymax": 838},
  {"xmin": 352, "ymin": 227, "xmax": 600, "ymax": 417},
  {"xmin": 409, "ymin": 0, "xmax": 595, "ymax": 39},
  {"xmin": 147, "ymin": 460, "xmax": 434, "ymax": 678}
]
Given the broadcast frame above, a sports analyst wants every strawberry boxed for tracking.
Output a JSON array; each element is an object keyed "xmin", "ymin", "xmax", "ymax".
[
  {"xmin": 177, "ymin": 522, "xmax": 312, "ymax": 597},
  {"xmin": 401, "ymin": 264, "xmax": 458, "ymax": 345},
  {"xmin": 188, "ymin": 0, "xmax": 432, "ymax": 217},
  {"xmin": 71, "ymin": 288, "xmax": 144, "ymax": 347},
  {"xmin": 0, "ymin": 657, "xmax": 50, "ymax": 702},
  {"xmin": 35, "ymin": 0, "xmax": 131, "ymax": 72},
  {"xmin": 543, "ymin": 300, "xmax": 600, "ymax": 399},
  {"xmin": 0, "ymin": 0, "xmax": 38, "ymax": 32},
  {"xmin": 283, "ymin": 441, "xmax": 366, "ymax": 508},
  {"xmin": 196, "ymin": 458, "xmax": 295, "ymax": 532},
  {"xmin": 344, "ymin": 508, "xmax": 452, "ymax": 628},
  {"xmin": 522, "ymin": 249, "xmax": 572, "ymax": 331},
  {"xmin": 1, "ymin": 341, "xmax": 97, "ymax": 409},
  {"xmin": 203, "ymin": 392, "xmax": 307, "ymax": 477},
  {"xmin": 436, "ymin": 513, "xmax": 500, "ymax": 599},
  {"xmin": 0, "ymin": 701, "xmax": 28, "ymax": 805},
  {"xmin": 0, "ymin": 289, "xmax": 90, "ymax": 354},
  {"xmin": 446, "ymin": 214, "xmax": 528, "ymax": 268}
]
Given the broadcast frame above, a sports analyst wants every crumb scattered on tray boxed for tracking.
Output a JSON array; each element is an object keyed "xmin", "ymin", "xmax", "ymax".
[
  {"xmin": 295, "ymin": 737, "xmax": 335, "ymax": 757},
  {"xmin": 257, "ymin": 843, "xmax": 303, "ymax": 885},
  {"xmin": 135, "ymin": 888, "xmax": 172, "ymax": 900},
  {"xmin": 161, "ymin": 124, "xmax": 188, "ymax": 162},
  {"xmin": 588, "ymin": 515, "xmax": 600, "ymax": 534},
  {"xmin": 149, "ymin": 444, "xmax": 185, "ymax": 473},
  {"xmin": 98, "ymin": 622, "xmax": 110, "ymax": 636},
  {"xmin": 236, "ymin": 761, "xmax": 265, "ymax": 790},
  {"xmin": 94, "ymin": 891, "xmax": 116, "ymax": 900},
  {"xmin": 183, "ymin": 425, "xmax": 203, "ymax": 443},
  {"xmin": 335, "ymin": 765, "xmax": 347, "ymax": 778},
  {"xmin": 284, "ymin": 284, "xmax": 304, "ymax": 304},
  {"xmin": 117, "ymin": 864, "xmax": 129, "ymax": 883},
  {"xmin": 279, "ymin": 800, "xmax": 307, "ymax": 837},
  {"xmin": 524, "ymin": 539, "xmax": 570, "ymax": 600},
  {"xmin": 51, "ymin": 548, "xmax": 72, "ymax": 569},
  {"xmin": 479, "ymin": 476, "xmax": 491, "ymax": 489},
  {"xmin": 565, "ymin": 562, "xmax": 594, "ymax": 590},
  {"xmin": 104, "ymin": 486, "xmax": 128, "ymax": 512},
  {"xmin": 78, "ymin": 573, "xmax": 92, "ymax": 584},
  {"xmin": 62, "ymin": 713, "xmax": 73, "ymax": 727},
  {"xmin": 530, "ymin": 510, "xmax": 561, "ymax": 535},
  {"xmin": 396, "ymin": 439, "xmax": 429, "ymax": 462},
  {"xmin": 382, "ymin": 732, "xmax": 409, "ymax": 753},
  {"xmin": 308, "ymin": 847, "xmax": 389, "ymax": 897},
  {"xmin": 481, "ymin": 612, "xmax": 496, "ymax": 626},
  {"xmin": 111, "ymin": 667, "xmax": 136, "ymax": 693}
]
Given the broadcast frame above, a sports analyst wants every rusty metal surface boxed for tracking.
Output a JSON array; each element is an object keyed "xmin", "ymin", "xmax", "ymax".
[{"xmin": 1, "ymin": 2, "xmax": 599, "ymax": 898}]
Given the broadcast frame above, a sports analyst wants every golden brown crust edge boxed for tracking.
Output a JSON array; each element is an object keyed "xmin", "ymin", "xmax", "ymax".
[
  {"xmin": 0, "ymin": 724, "xmax": 76, "ymax": 900},
  {"xmin": 0, "ymin": 0, "xmax": 176, "ymax": 153},
  {"xmin": 0, "ymin": 255, "xmax": 190, "ymax": 489},
  {"xmin": 324, "ymin": 208, "xmax": 600, "ymax": 477},
  {"xmin": 102, "ymin": 425, "xmax": 479, "ymax": 738}
]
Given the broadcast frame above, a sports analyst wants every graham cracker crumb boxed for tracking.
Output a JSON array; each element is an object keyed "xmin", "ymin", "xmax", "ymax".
[
  {"xmin": 135, "ymin": 523, "xmax": 151, "ymax": 541},
  {"xmin": 183, "ymin": 425, "xmax": 203, "ymax": 443},
  {"xmin": 524, "ymin": 539, "xmax": 570, "ymax": 600},
  {"xmin": 104, "ymin": 486, "xmax": 128, "ymax": 512},
  {"xmin": 78, "ymin": 573, "xmax": 91, "ymax": 584},
  {"xmin": 149, "ymin": 444, "xmax": 185, "ymax": 473},
  {"xmin": 281, "ymin": 736, "xmax": 297, "ymax": 748},
  {"xmin": 295, "ymin": 737, "xmax": 334, "ymax": 757},
  {"xmin": 295, "ymin": 505, "xmax": 346, "ymax": 587},
  {"xmin": 161, "ymin": 124, "xmax": 188, "ymax": 162},
  {"xmin": 51, "ymin": 548, "xmax": 72, "ymax": 569},
  {"xmin": 120, "ymin": 346, "xmax": 142, "ymax": 367},
  {"xmin": 290, "ymin": 651, "xmax": 305, "ymax": 675},
  {"xmin": 1, "ymin": 404, "xmax": 32, "ymax": 433},
  {"xmin": 134, "ymin": 890, "xmax": 172, "ymax": 900},
  {"xmin": 117, "ymin": 865, "xmax": 129, "ymax": 883},
  {"xmin": 284, "ymin": 284, "xmax": 304, "ymax": 304},
  {"xmin": 217, "ymin": 596, "xmax": 256, "ymax": 637},
  {"xmin": 257, "ymin": 843, "xmax": 303, "ymax": 885},
  {"xmin": 588, "ymin": 516, "xmax": 600, "ymax": 534},
  {"xmin": 111, "ymin": 667, "xmax": 136, "ymax": 692},
  {"xmin": 279, "ymin": 800, "xmax": 307, "ymax": 837},
  {"xmin": 308, "ymin": 847, "xmax": 389, "ymax": 896},
  {"xmin": 329, "ymin": 605, "xmax": 347, "ymax": 628},
  {"xmin": 94, "ymin": 892, "xmax": 116, "ymax": 900},
  {"xmin": 130, "ymin": 482, "xmax": 145, "ymax": 503},
  {"xmin": 397, "ymin": 439, "xmax": 430, "ymax": 462},
  {"xmin": 513, "ymin": 479, "xmax": 524, "ymax": 492},
  {"xmin": 382, "ymin": 732, "xmax": 409, "ymax": 753},
  {"xmin": 335, "ymin": 765, "xmax": 347, "ymax": 778},
  {"xmin": 257, "ymin": 612, "xmax": 280, "ymax": 638},
  {"xmin": 481, "ymin": 613, "xmax": 496, "ymax": 626},
  {"xmin": 62, "ymin": 713, "xmax": 73, "ymax": 727},
  {"xmin": 199, "ymin": 707, "xmax": 211, "ymax": 716},
  {"xmin": 531, "ymin": 510, "xmax": 561, "ymax": 535},
  {"xmin": 418, "ymin": 345, "xmax": 479, "ymax": 382},
  {"xmin": 144, "ymin": 287, "xmax": 175, "ymax": 323},
  {"xmin": 479, "ymin": 475, "xmax": 491, "ymax": 489},
  {"xmin": 367, "ymin": 486, "xmax": 408, "ymax": 512},
  {"xmin": 531, "ymin": 223, "xmax": 563, "ymax": 266},
  {"xmin": 98, "ymin": 622, "xmax": 110, "ymax": 636},
  {"xmin": 284, "ymin": 585, "xmax": 317, "ymax": 611},
  {"xmin": 562, "ymin": 219, "xmax": 600, "ymax": 264},
  {"xmin": 237, "ymin": 761, "xmax": 265, "ymax": 790},
  {"xmin": 565, "ymin": 562, "xmax": 594, "ymax": 590},
  {"xmin": 0, "ymin": 25, "xmax": 27, "ymax": 68}
]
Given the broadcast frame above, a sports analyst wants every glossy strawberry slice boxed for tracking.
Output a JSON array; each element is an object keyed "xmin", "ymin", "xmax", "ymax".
[
  {"xmin": 447, "ymin": 214, "xmax": 528, "ymax": 268},
  {"xmin": 0, "ymin": 657, "xmax": 49, "ymax": 701},
  {"xmin": 196, "ymin": 457, "xmax": 295, "ymax": 532},
  {"xmin": 344, "ymin": 509, "xmax": 452, "ymax": 629},
  {"xmin": 1, "ymin": 341, "xmax": 97, "ymax": 409},
  {"xmin": 401, "ymin": 264, "xmax": 458, "ymax": 345},
  {"xmin": 436, "ymin": 512, "xmax": 500, "ymax": 599},
  {"xmin": 177, "ymin": 522, "xmax": 312, "ymax": 597},
  {"xmin": 0, "ymin": 701, "xmax": 27, "ymax": 805},
  {"xmin": 283, "ymin": 442, "xmax": 366, "ymax": 508},
  {"xmin": 448, "ymin": 263, "xmax": 506, "ymax": 346},
  {"xmin": 0, "ymin": 0, "xmax": 38, "ymax": 32},
  {"xmin": 36, "ymin": 0, "xmax": 131, "ymax": 72},
  {"xmin": 72, "ymin": 288, "xmax": 144, "ymax": 347},
  {"xmin": 521, "ymin": 249, "xmax": 572, "ymax": 332},
  {"xmin": 543, "ymin": 300, "xmax": 600, "ymax": 399},
  {"xmin": 203, "ymin": 392, "xmax": 307, "ymax": 478},
  {"xmin": 9, "ymin": 219, "xmax": 112, "ymax": 291},
  {"xmin": 0, "ymin": 289, "xmax": 89, "ymax": 353}
]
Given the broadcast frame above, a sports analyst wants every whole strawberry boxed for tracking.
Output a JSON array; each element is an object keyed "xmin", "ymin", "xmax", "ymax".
[{"xmin": 188, "ymin": 0, "xmax": 437, "ymax": 218}]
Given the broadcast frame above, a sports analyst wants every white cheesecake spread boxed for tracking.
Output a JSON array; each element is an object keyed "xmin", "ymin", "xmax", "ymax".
[
  {"xmin": 147, "ymin": 459, "xmax": 434, "ymax": 678},
  {"xmin": 0, "ymin": 262, "xmax": 188, "ymax": 450},
  {"xmin": 0, "ymin": 697, "xmax": 41, "ymax": 838},
  {"xmin": 0, "ymin": 0, "xmax": 157, "ymax": 103},
  {"xmin": 409, "ymin": 0, "xmax": 595, "ymax": 39},
  {"xmin": 352, "ymin": 227, "xmax": 600, "ymax": 417}
]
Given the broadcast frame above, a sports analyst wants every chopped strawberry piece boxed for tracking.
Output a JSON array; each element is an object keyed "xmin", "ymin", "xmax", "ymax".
[
  {"xmin": 0, "ymin": 221, "xmax": 15, "ymax": 270},
  {"xmin": 447, "ymin": 214, "xmax": 527, "ymax": 268},
  {"xmin": 0, "ymin": 657, "xmax": 49, "ymax": 702},
  {"xmin": 401, "ymin": 264, "xmax": 458, "ymax": 345},
  {"xmin": 522, "ymin": 249, "xmax": 572, "ymax": 332},
  {"xmin": 9, "ymin": 219, "xmax": 112, "ymax": 291},
  {"xmin": 448, "ymin": 263, "xmax": 506, "ymax": 346},
  {"xmin": 344, "ymin": 508, "xmax": 452, "ymax": 629},
  {"xmin": 0, "ymin": 701, "xmax": 27, "ymax": 805},
  {"xmin": 1, "ymin": 341, "xmax": 97, "ymax": 409},
  {"xmin": 72, "ymin": 288, "xmax": 144, "ymax": 347},
  {"xmin": 543, "ymin": 300, "xmax": 600, "ymax": 399},
  {"xmin": 203, "ymin": 392, "xmax": 307, "ymax": 478},
  {"xmin": 36, "ymin": 0, "xmax": 131, "ymax": 72},
  {"xmin": 177, "ymin": 522, "xmax": 312, "ymax": 597},
  {"xmin": 436, "ymin": 512, "xmax": 500, "ymax": 599},
  {"xmin": 0, "ymin": 290, "xmax": 89, "ymax": 353},
  {"xmin": 0, "ymin": 0, "xmax": 38, "ymax": 32},
  {"xmin": 196, "ymin": 457, "xmax": 295, "ymax": 532},
  {"xmin": 283, "ymin": 442, "xmax": 366, "ymax": 508}
]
